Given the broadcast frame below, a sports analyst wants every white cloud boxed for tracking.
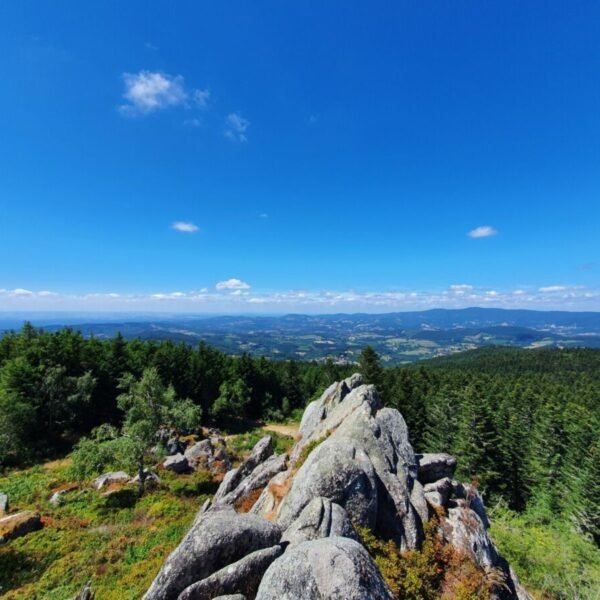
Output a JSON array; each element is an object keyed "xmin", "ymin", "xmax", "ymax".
[
  {"xmin": 2, "ymin": 284, "xmax": 599, "ymax": 312},
  {"xmin": 216, "ymin": 278, "xmax": 251, "ymax": 290},
  {"xmin": 119, "ymin": 71, "xmax": 188, "ymax": 115},
  {"xmin": 539, "ymin": 285, "xmax": 567, "ymax": 293},
  {"xmin": 449, "ymin": 284, "xmax": 473, "ymax": 292},
  {"xmin": 172, "ymin": 221, "xmax": 199, "ymax": 233},
  {"xmin": 467, "ymin": 225, "xmax": 498, "ymax": 238},
  {"xmin": 119, "ymin": 71, "xmax": 210, "ymax": 117},
  {"xmin": 225, "ymin": 112, "xmax": 249, "ymax": 142}
]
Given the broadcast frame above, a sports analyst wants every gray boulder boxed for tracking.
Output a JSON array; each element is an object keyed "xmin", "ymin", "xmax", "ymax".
[
  {"xmin": 177, "ymin": 545, "xmax": 283, "ymax": 600},
  {"xmin": 328, "ymin": 401, "xmax": 424, "ymax": 549},
  {"xmin": 167, "ymin": 437, "xmax": 186, "ymax": 456},
  {"xmin": 0, "ymin": 511, "xmax": 42, "ymax": 544},
  {"xmin": 163, "ymin": 453, "xmax": 189, "ymax": 474},
  {"xmin": 299, "ymin": 373, "xmax": 363, "ymax": 440},
  {"xmin": 410, "ymin": 480, "xmax": 430, "ymax": 522},
  {"xmin": 143, "ymin": 507, "xmax": 281, "ymax": 600},
  {"xmin": 91, "ymin": 471, "xmax": 130, "ymax": 490},
  {"xmin": 49, "ymin": 484, "xmax": 78, "ymax": 506},
  {"xmin": 293, "ymin": 382, "xmax": 378, "ymax": 462},
  {"xmin": 214, "ymin": 453, "xmax": 287, "ymax": 510},
  {"xmin": 0, "ymin": 493, "xmax": 8, "ymax": 516},
  {"xmin": 451, "ymin": 481, "xmax": 490, "ymax": 528},
  {"xmin": 424, "ymin": 477, "xmax": 453, "ymax": 508},
  {"xmin": 281, "ymin": 497, "xmax": 359, "ymax": 546},
  {"xmin": 213, "ymin": 436, "xmax": 274, "ymax": 504},
  {"xmin": 444, "ymin": 506, "xmax": 499, "ymax": 568},
  {"xmin": 255, "ymin": 536, "xmax": 395, "ymax": 600},
  {"xmin": 184, "ymin": 439, "xmax": 213, "ymax": 469},
  {"xmin": 277, "ymin": 437, "xmax": 379, "ymax": 531},
  {"xmin": 416, "ymin": 453, "xmax": 457, "ymax": 484},
  {"xmin": 128, "ymin": 470, "xmax": 161, "ymax": 488},
  {"xmin": 443, "ymin": 506, "xmax": 530, "ymax": 599},
  {"xmin": 212, "ymin": 596, "xmax": 246, "ymax": 600}
]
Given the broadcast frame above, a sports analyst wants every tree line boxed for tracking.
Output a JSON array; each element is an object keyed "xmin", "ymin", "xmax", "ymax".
[
  {"xmin": 0, "ymin": 323, "xmax": 349, "ymax": 466},
  {"xmin": 0, "ymin": 324, "xmax": 598, "ymax": 544}
]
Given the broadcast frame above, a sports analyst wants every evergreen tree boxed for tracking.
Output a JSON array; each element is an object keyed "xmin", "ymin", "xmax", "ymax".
[{"xmin": 359, "ymin": 346, "xmax": 383, "ymax": 390}]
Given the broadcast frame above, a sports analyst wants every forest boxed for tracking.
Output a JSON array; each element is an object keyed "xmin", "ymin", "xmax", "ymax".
[{"xmin": 0, "ymin": 324, "xmax": 598, "ymax": 591}]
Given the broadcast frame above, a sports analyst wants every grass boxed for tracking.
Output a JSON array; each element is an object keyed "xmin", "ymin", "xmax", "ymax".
[
  {"xmin": 0, "ymin": 462, "xmax": 204, "ymax": 599},
  {"xmin": 489, "ymin": 504, "xmax": 600, "ymax": 600}
]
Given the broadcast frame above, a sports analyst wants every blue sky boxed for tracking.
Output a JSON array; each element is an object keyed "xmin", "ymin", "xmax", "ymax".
[{"xmin": 0, "ymin": 1, "xmax": 599, "ymax": 313}]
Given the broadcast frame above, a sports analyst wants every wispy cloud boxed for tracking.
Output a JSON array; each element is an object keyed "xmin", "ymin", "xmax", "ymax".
[
  {"xmin": 259, "ymin": 213, "xmax": 269, "ymax": 219},
  {"xmin": 467, "ymin": 225, "xmax": 498, "ymax": 238},
  {"xmin": 539, "ymin": 285, "xmax": 568, "ymax": 293},
  {"xmin": 216, "ymin": 278, "xmax": 251, "ymax": 290},
  {"xmin": 225, "ymin": 112, "xmax": 249, "ymax": 142},
  {"xmin": 194, "ymin": 89, "xmax": 210, "ymax": 109},
  {"xmin": 171, "ymin": 221, "xmax": 199, "ymax": 233}
]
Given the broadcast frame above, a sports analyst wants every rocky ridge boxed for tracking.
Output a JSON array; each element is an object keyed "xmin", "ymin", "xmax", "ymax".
[{"xmin": 144, "ymin": 375, "xmax": 532, "ymax": 600}]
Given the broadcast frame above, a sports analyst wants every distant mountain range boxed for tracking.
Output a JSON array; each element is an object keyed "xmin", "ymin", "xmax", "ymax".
[{"xmin": 2, "ymin": 307, "xmax": 600, "ymax": 365}]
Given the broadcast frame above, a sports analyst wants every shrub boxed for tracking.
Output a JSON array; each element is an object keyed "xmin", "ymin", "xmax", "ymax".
[
  {"xmin": 104, "ymin": 488, "xmax": 137, "ymax": 509},
  {"xmin": 357, "ymin": 519, "xmax": 493, "ymax": 600}
]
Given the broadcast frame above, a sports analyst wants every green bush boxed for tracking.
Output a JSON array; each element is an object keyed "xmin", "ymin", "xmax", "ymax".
[{"xmin": 104, "ymin": 488, "xmax": 138, "ymax": 509}]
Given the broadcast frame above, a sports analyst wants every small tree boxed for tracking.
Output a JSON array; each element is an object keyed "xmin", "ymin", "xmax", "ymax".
[
  {"xmin": 71, "ymin": 367, "xmax": 201, "ymax": 496},
  {"xmin": 211, "ymin": 378, "xmax": 252, "ymax": 422},
  {"xmin": 358, "ymin": 346, "xmax": 383, "ymax": 390}
]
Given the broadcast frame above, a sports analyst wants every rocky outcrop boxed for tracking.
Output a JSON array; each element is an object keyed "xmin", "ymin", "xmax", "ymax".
[
  {"xmin": 274, "ymin": 385, "xmax": 424, "ymax": 550},
  {"xmin": 143, "ymin": 507, "xmax": 281, "ymax": 600},
  {"xmin": 211, "ymin": 437, "xmax": 285, "ymax": 510},
  {"xmin": 0, "ymin": 511, "xmax": 42, "ymax": 544},
  {"xmin": 91, "ymin": 471, "xmax": 130, "ymax": 490},
  {"xmin": 255, "ymin": 537, "xmax": 395, "ymax": 600},
  {"xmin": 144, "ymin": 375, "xmax": 531, "ymax": 600},
  {"xmin": 299, "ymin": 373, "xmax": 363, "ymax": 440}
]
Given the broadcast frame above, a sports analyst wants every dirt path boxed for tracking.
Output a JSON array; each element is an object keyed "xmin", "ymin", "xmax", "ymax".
[{"xmin": 261, "ymin": 422, "xmax": 301, "ymax": 441}]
